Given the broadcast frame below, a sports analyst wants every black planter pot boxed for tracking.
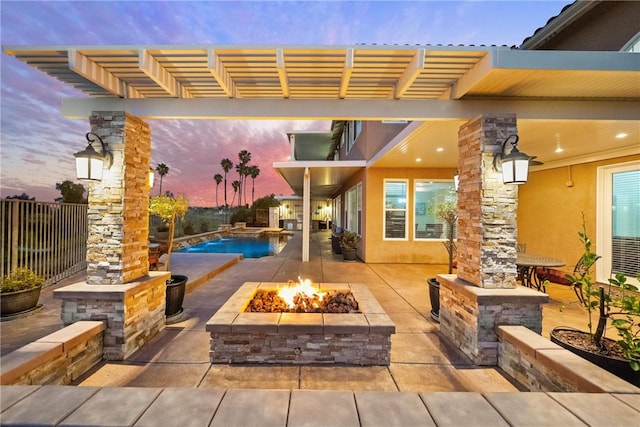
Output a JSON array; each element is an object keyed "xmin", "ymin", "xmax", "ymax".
[
  {"xmin": 166, "ymin": 275, "xmax": 187, "ymax": 318},
  {"xmin": 331, "ymin": 233, "xmax": 343, "ymax": 254},
  {"xmin": 1, "ymin": 286, "xmax": 42, "ymax": 317},
  {"xmin": 342, "ymin": 247, "xmax": 357, "ymax": 261},
  {"xmin": 427, "ymin": 278, "xmax": 440, "ymax": 322},
  {"xmin": 550, "ymin": 327, "xmax": 639, "ymax": 386}
]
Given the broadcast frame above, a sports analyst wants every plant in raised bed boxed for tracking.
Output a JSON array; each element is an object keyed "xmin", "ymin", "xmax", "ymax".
[
  {"xmin": 551, "ymin": 215, "xmax": 640, "ymax": 385},
  {"xmin": 1, "ymin": 267, "xmax": 45, "ymax": 316}
]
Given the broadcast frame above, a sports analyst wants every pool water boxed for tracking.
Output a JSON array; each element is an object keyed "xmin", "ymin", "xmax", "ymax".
[{"xmin": 176, "ymin": 235, "xmax": 290, "ymax": 258}]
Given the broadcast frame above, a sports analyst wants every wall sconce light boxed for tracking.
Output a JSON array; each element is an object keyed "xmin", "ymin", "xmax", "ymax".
[
  {"xmin": 453, "ymin": 170, "xmax": 459, "ymax": 190},
  {"xmin": 493, "ymin": 135, "xmax": 532, "ymax": 185},
  {"xmin": 148, "ymin": 168, "xmax": 155, "ymax": 188},
  {"xmin": 74, "ymin": 132, "xmax": 113, "ymax": 181}
]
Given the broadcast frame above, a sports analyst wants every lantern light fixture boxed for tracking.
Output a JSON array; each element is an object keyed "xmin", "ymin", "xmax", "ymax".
[
  {"xmin": 453, "ymin": 170, "xmax": 459, "ymax": 190},
  {"xmin": 493, "ymin": 134, "xmax": 533, "ymax": 185},
  {"xmin": 148, "ymin": 168, "xmax": 155, "ymax": 188},
  {"xmin": 74, "ymin": 132, "xmax": 113, "ymax": 181}
]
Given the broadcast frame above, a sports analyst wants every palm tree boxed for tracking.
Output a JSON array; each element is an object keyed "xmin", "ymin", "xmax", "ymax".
[
  {"xmin": 213, "ymin": 173, "xmax": 223, "ymax": 208},
  {"xmin": 231, "ymin": 180, "xmax": 241, "ymax": 207},
  {"xmin": 249, "ymin": 165, "xmax": 260, "ymax": 205},
  {"xmin": 220, "ymin": 158, "xmax": 233, "ymax": 207},
  {"xmin": 238, "ymin": 150, "xmax": 251, "ymax": 206},
  {"xmin": 155, "ymin": 163, "xmax": 169, "ymax": 196},
  {"xmin": 235, "ymin": 162, "xmax": 246, "ymax": 207}
]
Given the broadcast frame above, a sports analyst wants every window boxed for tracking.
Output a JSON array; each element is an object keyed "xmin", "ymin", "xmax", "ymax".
[
  {"xmin": 332, "ymin": 196, "xmax": 342, "ymax": 229},
  {"xmin": 344, "ymin": 120, "xmax": 362, "ymax": 154},
  {"xmin": 345, "ymin": 183, "xmax": 362, "ymax": 234},
  {"xmin": 414, "ymin": 181, "xmax": 457, "ymax": 240},
  {"xmin": 384, "ymin": 180, "xmax": 408, "ymax": 240},
  {"xmin": 597, "ymin": 161, "xmax": 640, "ymax": 287}
]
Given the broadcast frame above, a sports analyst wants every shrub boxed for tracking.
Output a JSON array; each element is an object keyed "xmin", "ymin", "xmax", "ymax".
[{"xmin": 1, "ymin": 268, "xmax": 44, "ymax": 293}]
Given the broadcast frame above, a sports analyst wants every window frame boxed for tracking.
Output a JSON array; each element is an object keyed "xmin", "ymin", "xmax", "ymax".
[
  {"xmin": 383, "ymin": 179, "xmax": 409, "ymax": 241},
  {"xmin": 413, "ymin": 179, "xmax": 457, "ymax": 241}
]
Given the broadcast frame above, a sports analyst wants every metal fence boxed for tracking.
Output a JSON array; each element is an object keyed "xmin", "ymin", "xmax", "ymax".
[{"xmin": 1, "ymin": 199, "xmax": 88, "ymax": 287}]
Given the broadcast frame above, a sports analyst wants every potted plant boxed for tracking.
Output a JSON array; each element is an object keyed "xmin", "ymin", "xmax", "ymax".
[
  {"xmin": 156, "ymin": 223, "xmax": 170, "ymax": 240},
  {"xmin": 550, "ymin": 216, "xmax": 639, "ymax": 385},
  {"xmin": 340, "ymin": 230, "xmax": 360, "ymax": 261},
  {"xmin": 149, "ymin": 195, "xmax": 189, "ymax": 318},
  {"xmin": 426, "ymin": 188, "xmax": 458, "ymax": 321},
  {"xmin": 1, "ymin": 268, "xmax": 45, "ymax": 317}
]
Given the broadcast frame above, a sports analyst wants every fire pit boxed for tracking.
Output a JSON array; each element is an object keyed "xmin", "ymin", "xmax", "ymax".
[{"xmin": 206, "ymin": 280, "xmax": 394, "ymax": 365}]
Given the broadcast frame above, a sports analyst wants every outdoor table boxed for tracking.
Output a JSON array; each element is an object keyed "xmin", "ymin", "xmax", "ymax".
[{"xmin": 516, "ymin": 253, "xmax": 565, "ymax": 292}]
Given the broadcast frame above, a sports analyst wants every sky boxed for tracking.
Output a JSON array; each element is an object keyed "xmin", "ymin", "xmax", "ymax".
[{"xmin": 0, "ymin": 0, "xmax": 572, "ymax": 206}]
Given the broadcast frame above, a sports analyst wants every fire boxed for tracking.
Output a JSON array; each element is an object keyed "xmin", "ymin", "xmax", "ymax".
[{"xmin": 277, "ymin": 277, "xmax": 326, "ymax": 309}]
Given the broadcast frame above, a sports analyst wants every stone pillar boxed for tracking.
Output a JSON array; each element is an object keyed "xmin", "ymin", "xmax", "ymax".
[
  {"xmin": 55, "ymin": 111, "xmax": 168, "ymax": 360},
  {"xmin": 439, "ymin": 114, "xmax": 548, "ymax": 366},
  {"xmin": 456, "ymin": 114, "xmax": 518, "ymax": 289},
  {"xmin": 86, "ymin": 112, "xmax": 151, "ymax": 285}
]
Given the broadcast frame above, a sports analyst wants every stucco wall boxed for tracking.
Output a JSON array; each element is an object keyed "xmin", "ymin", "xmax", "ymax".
[
  {"xmin": 364, "ymin": 167, "xmax": 457, "ymax": 263},
  {"xmin": 517, "ymin": 154, "xmax": 640, "ymax": 275}
]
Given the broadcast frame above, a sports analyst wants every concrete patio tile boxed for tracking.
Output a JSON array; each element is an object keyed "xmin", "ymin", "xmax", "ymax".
[
  {"xmin": 483, "ymin": 392, "xmax": 587, "ymax": 426},
  {"xmin": 58, "ymin": 387, "xmax": 161, "ymax": 427},
  {"xmin": 355, "ymin": 391, "xmax": 435, "ymax": 426},
  {"xmin": 391, "ymin": 332, "xmax": 471, "ymax": 365},
  {"xmin": 387, "ymin": 312, "xmax": 437, "ymax": 333},
  {"xmin": 289, "ymin": 390, "xmax": 359, "ymax": 427},
  {"xmin": 210, "ymin": 389, "xmax": 290, "ymax": 427},
  {"xmin": 167, "ymin": 307, "xmax": 217, "ymax": 331},
  {"xmin": 199, "ymin": 366, "xmax": 300, "ymax": 389},
  {"xmin": 127, "ymin": 329, "xmax": 211, "ymax": 363},
  {"xmin": 455, "ymin": 367, "xmax": 520, "ymax": 392},
  {"xmin": 279, "ymin": 313, "xmax": 323, "ymax": 334},
  {"xmin": 390, "ymin": 364, "xmax": 472, "ymax": 392},
  {"xmin": 0, "ymin": 385, "xmax": 99, "ymax": 426},
  {"xmin": 548, "ymin": 392, "xmax": 640, "ymax": 426},
  {"xmin": 300, "ymin": 366, "xmax": 397, "ymax": 391},
  {"xmin": 420, "ymin": 392, "xmax": 509, "ymax": 427},
  {"xmin": 612, "ymin": 393, "xmax": 640, "ymax": 410},
  {"xmin": 135, "ymin": 388, "xmax": 224, "ymax": 427},
  {"xmin": 0, "ymin": 385, "xmax": 39, "ymax": 412},
  {"xmin": 76, "ymin": 362, "xmax": 210, "ymax": 388}
]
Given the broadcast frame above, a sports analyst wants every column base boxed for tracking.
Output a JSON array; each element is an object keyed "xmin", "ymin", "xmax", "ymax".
[
  {"xmin": 53, "ymin": 272, "xmax": 170, "ymax": 360},
  {"xmin": 438, "ymin": 274, "xmax": 548, "ymax": 365}
]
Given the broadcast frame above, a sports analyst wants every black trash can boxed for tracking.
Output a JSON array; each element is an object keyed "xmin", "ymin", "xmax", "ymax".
[
  {"xmin": 166, "ymin": 275, "xmax": 187, "ymax": 317},
  {"xmin": 427, "ymin": 277, "xmax": 440, "ymax": 322}
]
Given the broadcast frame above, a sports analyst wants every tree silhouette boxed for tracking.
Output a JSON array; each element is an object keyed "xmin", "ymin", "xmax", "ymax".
[
  {"xmin": 249, "ymin": 165, "xmax": 260, "ymax": 205},
  {"xmin": 221, "ymin": 158, "xmax": 233, "ymax": 207},
  {"xmin": 55, "ymin": 181, "xmax": 87, "ymax": 204},
  {"xmin": 237, "ymin": 150, "xmax": 251, "ymax": 206},
  {"xmin": 155, "ymin": 163, "xmax": 169, "ymax": 196},
  {"xmin": 231, "ymin": 180, "xmax": 241, "ymax": 207},
  {"xmin": 6, "ymin": 193, "xmax": 35, "ymax": 201},
  {"xmin": 213, "ymin": 173, "xmax": 223, "ymax": 208}
]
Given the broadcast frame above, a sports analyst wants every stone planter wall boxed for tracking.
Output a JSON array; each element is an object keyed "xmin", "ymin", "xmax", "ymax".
[
  {"xmin": 54, "ymin": 272, "xmax": 169, "ymax": 360},
  {"xmin": 498, "ymin": 325, "xmax": 640, "ymax": 393}
]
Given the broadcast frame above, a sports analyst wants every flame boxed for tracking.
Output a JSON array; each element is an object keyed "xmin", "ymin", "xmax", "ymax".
[{"xmin": 277, "ymin": 277, "xmax": 326, "ymax": 308}]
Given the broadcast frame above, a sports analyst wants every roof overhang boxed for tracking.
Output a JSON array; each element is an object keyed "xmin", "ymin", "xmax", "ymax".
[{"xmin": 273, "ymin": 161, "xmax": 366, "ymax": 199}]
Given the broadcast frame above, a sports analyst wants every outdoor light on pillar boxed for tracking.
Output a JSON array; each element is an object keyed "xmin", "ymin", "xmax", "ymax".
[
  {"xmin": 493, "ymin": 134, "xmax": 532, "ymax": 184},
  {"xmin": 453, "ymin": 170, "xmax": 459, "ymax": 190},
  {"xmin": 74, "ymin": 132, "xmax": 113, "ymax": 181},
  {"xmin": 148, "ymin": 168, "xmax": 155, "ymax": 188}
]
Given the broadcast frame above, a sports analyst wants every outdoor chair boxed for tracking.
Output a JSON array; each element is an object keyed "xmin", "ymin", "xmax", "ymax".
[
  {"xmin": 149, "ymin": 243, "xmax": 168, "ymax": 271},
  {"xmin": 536, "ymin": 254, "xmax": 601, "ymax": 305}
]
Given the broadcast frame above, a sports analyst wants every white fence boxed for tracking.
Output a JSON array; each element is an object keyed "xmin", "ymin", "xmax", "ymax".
[{"xmin": 1, "ymin": 200, "xmax": 88, "ymax": 287}]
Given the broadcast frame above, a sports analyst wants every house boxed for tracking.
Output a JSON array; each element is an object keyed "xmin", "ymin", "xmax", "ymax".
[{"xmin": 274, "ymin": 0, "xmax": 640, "ymax": 286}]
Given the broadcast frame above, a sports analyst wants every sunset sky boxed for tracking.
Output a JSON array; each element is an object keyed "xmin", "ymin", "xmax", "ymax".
[{"xmin": 0, "ymin": 0, "xmax": 571, "ymax": 206}]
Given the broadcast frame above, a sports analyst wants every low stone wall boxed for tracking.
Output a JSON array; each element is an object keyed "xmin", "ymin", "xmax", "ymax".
[
  {"xmin": 498, "ymin": 325, "xmax": 640, "ymax": 393},
  {"xmin": 438, "ymin": 274, "xmax": 548, "ymax": 365},
  {"xmin": 54, "ymin": 272, "xmax": 169, "ymax": 360},
  {"xmin": 206, "ymin": 282, "xmax": 395, "ymax": 365},
  {"xmin": 0, "ymin": 321, "xmax": 105, "ymax": 385}
]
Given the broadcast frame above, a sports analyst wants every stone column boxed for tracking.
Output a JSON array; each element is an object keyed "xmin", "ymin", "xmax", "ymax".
[
  {"xmin": 457, "ymin": 114, "xmax": 518, "ymax": 289},
  {"xmin": 55, "ymin": 111, "xmax": 169, "ymax": 360},
  {"xmin": 86, "ymin": 111, "xmax": 151, "ymax": 285},
  {"xmin": 438, "ymin": 114, "xmax": 548, "ymax": 366}
]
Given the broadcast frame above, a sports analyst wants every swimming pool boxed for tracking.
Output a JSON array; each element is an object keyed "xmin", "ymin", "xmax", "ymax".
[{"xmin": 176, "ymin": 235, "xmax": 290, "ymax": 258}]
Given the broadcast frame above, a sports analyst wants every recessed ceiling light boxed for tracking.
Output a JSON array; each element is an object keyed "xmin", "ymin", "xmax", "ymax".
[
  {"xmin": 436, "ymin": 147, "xmax": 444, "ymax": 152},
  {"xmin": 616, "ymin": 133, "xmax": 628, "ymax": 139},
  {"xmin": 416, "ymin": 158, "xmax": 422, "ymax": 162},
  {"xmin": 555, "ymin": 147, "xmax": 564, "ymax": 153}
]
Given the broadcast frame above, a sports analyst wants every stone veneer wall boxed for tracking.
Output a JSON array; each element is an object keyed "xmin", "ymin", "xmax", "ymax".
[
  {"xmin": 55, "ymin": 272, "xmax": 169, "ymax": 360},
  {"xmin": 87, "ymin": 112, "xmax": 151, "ymax": 285},
  {"xmin": 457, "ymin": 114, "xmax": 519, "ymax": 289},
  {"xmin": 439, "ymin": 274, "xmax": 547, "ymax": 366}
]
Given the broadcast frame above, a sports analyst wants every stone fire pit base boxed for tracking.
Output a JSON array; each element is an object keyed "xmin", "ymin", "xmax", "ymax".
[{"xmin": 206, "ymin": 282, "xmax": 395, "ymax": 365}]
